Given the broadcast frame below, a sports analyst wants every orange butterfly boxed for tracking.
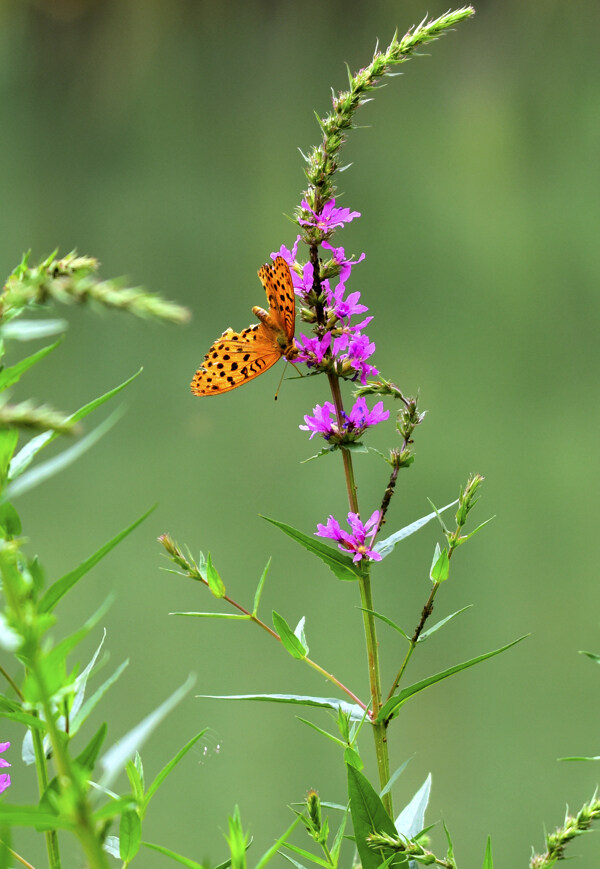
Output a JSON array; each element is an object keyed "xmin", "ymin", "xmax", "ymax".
[{"xmin": 190, "ymin": 256, "xmax": 299, "ymax": 396}]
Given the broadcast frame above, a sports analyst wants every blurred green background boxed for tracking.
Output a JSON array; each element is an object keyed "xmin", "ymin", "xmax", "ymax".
[{"xmin": 1, "ymin": 0, "xmax": 600, "ymax": 865}]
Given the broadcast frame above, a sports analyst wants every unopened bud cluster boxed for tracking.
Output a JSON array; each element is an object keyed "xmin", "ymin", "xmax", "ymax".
[{"xmin": 530, "ymin": 795, "xmax": 600, "ymax": 869}]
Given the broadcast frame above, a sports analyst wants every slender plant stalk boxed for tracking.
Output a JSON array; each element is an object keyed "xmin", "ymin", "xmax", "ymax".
[{"xmin": 325, "ymin": 369, "xmax": 392, "ymax": 815}]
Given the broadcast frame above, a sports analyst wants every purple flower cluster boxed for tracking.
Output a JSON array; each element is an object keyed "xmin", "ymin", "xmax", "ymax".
[
  {"xmin": 316, "ymin": 510, "xmax": 382, "ymax": 563},
  {"xmin": 301, "ymin": 396, "xmax": 389, "ymax": 444},
  {"xmin": 273, "ymin": 200, "xmax": 379, "ymax": 386},
  {"xmin": 0, "ymin": 742, "xmax": 10, "ymax": 794}
]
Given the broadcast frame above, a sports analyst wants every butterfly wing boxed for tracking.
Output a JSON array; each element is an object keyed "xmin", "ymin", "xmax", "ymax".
[
  {"xmin": 257, "ymin": 256, "xmax": 296, "ymax": 341},
  {"xmin": 190, "ymin": 324, "xmax": 282, "ymax": 396}
]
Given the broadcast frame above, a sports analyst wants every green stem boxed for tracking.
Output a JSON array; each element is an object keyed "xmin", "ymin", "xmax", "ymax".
[
  {"xmin": 326, "ymin": 370, "xmax": 392, "ymax": 816},
  {"xmin": 386, "ymin": 581, "xmax": 441, "ymax": 705}
]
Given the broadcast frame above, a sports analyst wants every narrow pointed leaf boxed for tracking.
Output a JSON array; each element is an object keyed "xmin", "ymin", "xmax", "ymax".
[
  {"xmin": 283, "ymin": 843, "xmax": 331, "ymax": 868},
  {"xmin": 344, "ymin": 745, "xmax": 363, "ymax": 770},
  {"xmin": 9, "ymin": 368, "xmax": 142, "ymax": 479},
  {"xmin": 347, "ymin": 765, "xmax": 403, "ymax": 869},
  {"xmin": 206, "ymin": 552, "xmax": 225, "ymax": 598},
  {"xmin": 359, "ymin": 607, "xmax": 410, "ymax": 641},
  {"xmin": 1, "ymin": 318, "xmax": 68, "ymax": 341},
  {"xmin": 253, "ymin": 557, "xmax": 271, "ymax": 615},
  {"xmin": 255, "ymin": 815, "xmax": 302, "ymax": 869},
  {"xmin": 262, "ymin": 515, "xmax": 359, "ymax": 581},
  {"xmin": 559, "ymin": 755, "xmax": 600, "ymax": 761},
  {"xmin": 4, "ymin": 408, "xmax": 123, "ymax": 500},
  {"xmin": 273, "ymin": 610, "xmax": 308, "ymax": 659},
  {"xmin": 198, "ymin": 693, "xmax": 365, "ymax": 720},
  {"xmin": 74, "ymin": 723, "xmax": 108, "ymax": 773},
  {"xmin": 482, "ymin": 836, "xmax": 493, "ymax": 869},
  {"xmin": 100, "ymin": 675, "xmax": 195, "ymax": 789},
  {"xmin": 374, "ymin": 500, "xmax": 458, "ymax": 559},
  {"xmin": 330, "ymin": 805, "xmax": 350, "ymax": 862},
  {"xmin": 443, "ymin": 821, "xmax": 455, "ymax": 863},
  {"xmin": 418, "ymin": 606, "xmax": 472, "ymax": 642},
  {"xmin": 120, "ymin": 810, "xmax": 142, "ymax": 862},
  {"xmin": 0, "ymin": 340, "xmax": 61, "ymax": 392},
  {"xmin": 395, "ymin": 775, "xmax": 431, "ymax": 838},
  {"xmin": 144, "ymin": 729, "xmax": 209, "ymax": 807},
  {"xmin": 0, "ymin": 430, "xmax": 18, "ymax": 489},
  {"xmin": 294, "ymin": 616, "xmax": 308, "ymax": 652},
  {"xmin": 430, "ymin": 547, "xmax": 449, "ymax": 582},
  {"xmin": 377, "ymin": 636, "xmax": 527, "ymax": 722},
  {"xmin": 296, "ymin": 716, "xmax": 346, "ymax": 747},
  {"xmin": 40, "ymin": 506, "xmax": 155, "ymax": 613},
  {"xmin": 579, "ymin": 650, "xmax": 600, "ymax": 662},
  {"xmin": 380, "ymin": 758, "xmax": 412, "ymax": 798},
  {"xmin": 71, "ymin": 660, "xmax": 130, "ymax": 734},
  {"xmin": 0, "ymin": 804, "xmax": 71, "ymax": 830},
  {"xmin": 142, "ymin": 842, "xmax": 205, "ymax": 868},
  {"xmin": 171, "ymin": 612, "xmax": 250, "ymax": 620}
]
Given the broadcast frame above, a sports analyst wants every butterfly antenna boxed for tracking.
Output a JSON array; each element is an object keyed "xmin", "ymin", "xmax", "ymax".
[{"xmin": 274, "ymin": 362, "xmax": 289, "ymax": 401}]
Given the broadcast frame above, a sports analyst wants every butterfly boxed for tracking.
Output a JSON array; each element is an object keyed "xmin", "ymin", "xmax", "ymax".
[{"xmin": 190, "ymin": 256, "xmax": 299, "ymax": 396}]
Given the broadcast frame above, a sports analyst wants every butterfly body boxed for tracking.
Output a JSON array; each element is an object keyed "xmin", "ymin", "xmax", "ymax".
[{"xmin": 191, "ymin": 256, "xmax": 298, "ymax": 397}]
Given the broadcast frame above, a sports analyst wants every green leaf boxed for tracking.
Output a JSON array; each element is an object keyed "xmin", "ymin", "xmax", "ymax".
[
  {"xmin": 206, "ymin": 552, "xmax": 226, "ymax": 598},
  {"xmin": 482, "ymin": 836, "xmax": 493, "ymax": 869},
  {"xmin": 141, "ymin": 842, "xmax": 206, "ymax": 868},
  {"xmin": 253, "ymin": 557, "xmax": 271, "ymax": 615},
  {"xmin": 39, "ymin": 506, "xmax": 155, "ymax": 613},
  {"xmin": 358, "ymin": 608, "xmax": 410, "ymax": 641},
  {"xmin": 198, "ymin": 693, "xmax": 365, "ymax": 720},
  {"xmin": 262, "ymin": 515, "xmax": 359, "ymax": 582},
  {"xmin": 0, "ymin": 318, "xmax": 67, "ymax": 341},
  {"xmin": 429, "ymin": 545, "xmax": 449, "ymax": 582},
  {"xmin": 395, "ymin": 775, "xmax": 431, "ymax": 838},
  {"xmin": 255, "ymin": 815, "xmax": 302, "ymax": 869},
  {"xmin": 380, "ymin": 758, "xmax": 412, "ymax": 798},
  {"xmin": 126, "ymin": 755, "xmax": 145, "ymax": 806},
  {"xmin": 144, "ymin": 729, "xmax": 209, "ymax": 809},
  {"xmin": 558, "ymin": 755, "xmax": 600, "ymax": 762},
  {"xmin": 294, "ymin": 616, "xmax": 308, "ymax": 652},
  {"xmin": 579, "ymin": 650, "xmax": 600, "ymax": 662},
  {"xmin": 0, "ymin": 430, "xmax": 18, "ymax": 489},
  {"xmin": 74, "ymin": 723, "xmax": 108, "ymax": 773},
  {"xmin": 0, "ymin": 804, "xmax": 72, "ymax": 830},
  {"xmin": 296, "ymin": 717, "xmax": 346, "ymax": 748},
  {"xmin": 377, "ymin": 636, "xmax": 527, "ymax": 723},
  {"xmin": 344, "ymin": 745, "xmax": 363, "ymax": 770},
  {"xmin": 273, "ymin": 610, "xmax": 308, "ymax": 659},
  {"xmin": 4, "ymin": 408, "xmax": 123, "ymax": 500},
  {"xmin": 418, "ymin": 606, "xmax": 472, "ymax": 642},
  {"xmin": 0, "ymin": 502, "xmax": 22, "ymax": 536},
  {"xmin": 301, "ymin": 445, "xmax": 335, "ymax": 464},
  {"xmin": 9, "ymin": 368, "xmax": 142, "ymax": 479},
  {"xmin": 442, "ymin": 821, "xmax": 455, "ymax": 865},
  {"xmin": 0, "ymin": 340, "xmax": 61, "ymax": 392},
  {"xmin": 71, "ymin": 659, "xmax": 130, "ymax": 734},
  {"xmin": 330, "ymin": 805, "xmax": 349, "ymax": 863},
  {"xmin": 171, "ymin": 612, "xmax": 250, "ymax": 620},
  {"xmin": 347, "ymin": 765, "xmax": 403, "ymax": 869},
  {"xmin": 374, "ymin": 500, "xmax": 458, "ymax": 560},
  {"xmin": 99, "ymin": 675, "xmax": 195, "ymax": 789},
  {"xmin": 91, "ymin": 797, "xmax": 137, "ymax": 823},
  {"xmin": 283, "ymin": 843, "xmax": 330, "ymax": 868},
  {"xmin": 120, "ymin": 810, "xmax": 142, "ymax": 862}
]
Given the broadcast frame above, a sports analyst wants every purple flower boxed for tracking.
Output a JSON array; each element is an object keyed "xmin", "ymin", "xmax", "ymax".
[
  {"xmin": 271, "ymin": 235, "xmax": 301, "ymax": 265},
  {"xmin": 295, "ymin": 331, "xmax": 331, "ymax": 366},
  {"xmin": 322, "ymin": 242, "xmax": 365, "ymax": 283},
  {"xmin": 300, "ymin": 397, "xmax": 389, "ymax": 442},
  {"xmin": 344, "ymin": 333, "xmax": 379, "ymax": 384},
  {"xmin": 316, "ymin": 510, "xmax": 382, "ymax": 563},
  {"xmin": 0, "ymin": 742, "xmax": 11, "ymax": 794},
  {"xmin": 300, "ymin": 401, "xmax": 337, "ymax": 439},
  {"xmin": 325, "ymin": 283, "xmax": 369, "ymax": 320},
  {"xmin": 299, "ymin": 199, "xmax": 361, "ymax": 232}
]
